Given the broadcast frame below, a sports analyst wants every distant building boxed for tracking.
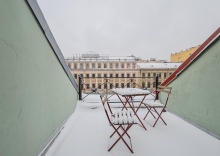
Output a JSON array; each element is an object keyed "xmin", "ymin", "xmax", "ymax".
[
  {"xmin": 66, "ymin": 52, "xmax": 181, "ymax": 91},
  {"xmin": 66, "ymin": 52, "xmax": 140, "ymax": 91},
  {"xmin": 170, "ymin": 45, "xmax": 200, "ymax": 62},
  {"xmin": 137, "ymin": 62, "xmax": 181, "ymax": 89}
]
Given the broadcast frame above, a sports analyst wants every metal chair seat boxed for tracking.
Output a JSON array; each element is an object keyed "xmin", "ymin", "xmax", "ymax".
[
  {"xmin": 111, "ymin": 110, "xmax": 137, "ymax": 125},
  {"xmin": 143, "ymin": 100, "xmax": 164, "ymax": 107}
]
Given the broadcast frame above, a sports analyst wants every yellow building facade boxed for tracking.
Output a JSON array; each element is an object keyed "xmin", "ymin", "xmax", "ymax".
[{"xmin": 170, "ymin": 45, "xmax": 200, "ymax": 62}]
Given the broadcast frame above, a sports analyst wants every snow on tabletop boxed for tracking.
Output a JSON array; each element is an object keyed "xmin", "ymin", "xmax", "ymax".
[{"xmin": 111, "ymin": 88, "xmax": 150, "ymax": 95}]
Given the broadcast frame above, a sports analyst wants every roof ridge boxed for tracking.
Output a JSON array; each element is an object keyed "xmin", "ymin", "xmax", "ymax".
[{"xmin": 161, "ymin": 27, "xmax": 220, "ymax": 86}]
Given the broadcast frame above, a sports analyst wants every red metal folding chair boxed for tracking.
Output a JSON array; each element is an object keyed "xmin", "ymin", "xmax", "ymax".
[
  {"xmin": 142, "ymin": 86, "xmax": 172, "ymax": 127},
  {"xmin": 100, "ymin": 91, "xmax": 137, "ymax": 153}
]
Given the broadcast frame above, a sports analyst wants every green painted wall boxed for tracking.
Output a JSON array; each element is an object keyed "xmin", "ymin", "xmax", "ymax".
[
  {"xmin": 0, "ymin": 1, "xmax": 78, "ymax": 156},
  {"xmin": 160, "ymin": 37, "xmax": 220, "ymax": 138}
]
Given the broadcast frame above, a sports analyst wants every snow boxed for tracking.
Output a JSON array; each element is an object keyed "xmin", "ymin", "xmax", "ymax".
[
  {"xmin": 137, "ymin": 63, "xmax": 182, "ymax": 69},
  {"xmin": 111, "ymin": 88, "xmax": 150, "ymax": 96},
  {"xmin": 68, "ymin": 55, "xmax": 137, "ymax": 62},
  {"xmin": 44, "ymin": 94, "xmax": 220, "ymax": 156}
]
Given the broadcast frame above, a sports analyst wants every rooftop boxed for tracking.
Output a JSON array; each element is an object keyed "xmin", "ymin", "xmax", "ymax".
[
  {"xmin": 66, "ymin": 52, "xmax": 139, "ymax": 62},
  {"xmin": 137, "ymin": 62, "xmax": 182, "ymax": 69},
  {"xmin": 44, "ymin": 95, "xmax": 220, "ymax": 156}
]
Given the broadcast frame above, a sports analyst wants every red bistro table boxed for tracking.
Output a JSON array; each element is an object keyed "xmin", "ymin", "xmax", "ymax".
[{"xmin": 111, "ymin": 88, "xmax": 150, "ymax": 130}]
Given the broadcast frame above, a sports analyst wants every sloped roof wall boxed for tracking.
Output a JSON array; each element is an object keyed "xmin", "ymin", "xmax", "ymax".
[
  {"xmin": 162, "ymin": 27, "xmax": 220, "ymax": 86},
  {"xmin": 0, "ymin": 1, "xmax": 78, "ymax": 156},
  {"xmin": 160, "ymin": 35, "xmax": 220, "ymax": 139}
]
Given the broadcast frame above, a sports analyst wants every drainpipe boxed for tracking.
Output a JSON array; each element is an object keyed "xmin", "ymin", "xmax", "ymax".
[
  {"xmin": 78, "ymin": 75, "xmax": 82, "ymax": 100},
  {"xmin": 155, "ymin": 75, "xmax": 159, "ymax": 100}
]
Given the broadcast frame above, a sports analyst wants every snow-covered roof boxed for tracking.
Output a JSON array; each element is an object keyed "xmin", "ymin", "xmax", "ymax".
[
  {"xmin": 83, "ymin": 51, "xmax": 97, "ymax": 55},
  {"xmin": 108, "ymin": 56, "xmax": 136, "ymax": 60},
  {"xmin": 137, "ymin": 63, "xmax": 182, "ymax": 69},
  {"xmin": 43, "ymin": 98, "xmax": 220, "ymax": 156},
  {"xmin": 66, "ymin": 52, "xmax": 137, "ymax": 61}
]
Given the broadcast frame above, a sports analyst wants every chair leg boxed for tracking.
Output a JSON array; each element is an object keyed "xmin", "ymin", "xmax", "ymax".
[
  {"xmin": 108, "ymin": 124, "xmax": 134, "ymax": 153},
  {"xmin": 120, "ymin": 126, "xmax": 131, "ymax": 138},
  {"xmin": 115, "ymin": 94, "xmax": 128, "ymax": 111},
  {"xmin": 152, "ymin": 107, "xmax": 167, "ymax": 127},
  {"xmin": 110, "ymin": 126, "xmax": 121, "ymax": 138},
  {"xmin": 110, "ymin": 125, "xmax": 130, "ymax": 138},
  {"xmin": 143, "ymin": 107, "xmax": 156, "ymax": 120},
  {"xmin": 121, "ymin": 96, "xmax": 131, "ymax": 111}
]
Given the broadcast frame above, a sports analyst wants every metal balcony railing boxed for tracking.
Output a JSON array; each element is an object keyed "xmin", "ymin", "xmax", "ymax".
[{"xmin": 78, "ymin": 75, "xmax": 159, "ymax": 101}]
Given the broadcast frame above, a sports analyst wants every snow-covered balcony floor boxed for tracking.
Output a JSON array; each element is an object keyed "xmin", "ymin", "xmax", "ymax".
[{"xmin": 45, "ymin": 96, "xmax": 220, "ymax": 156}]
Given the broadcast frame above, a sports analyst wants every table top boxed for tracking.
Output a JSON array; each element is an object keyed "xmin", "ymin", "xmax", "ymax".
[{"xmin": 111, "ymin": 88, "xmax": 150, "ymax": 96}]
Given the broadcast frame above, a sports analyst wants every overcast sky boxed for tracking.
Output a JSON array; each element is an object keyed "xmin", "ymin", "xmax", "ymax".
[{"xmin": 37, "ymin": 0, "xmax": 220, "ymax": 61}]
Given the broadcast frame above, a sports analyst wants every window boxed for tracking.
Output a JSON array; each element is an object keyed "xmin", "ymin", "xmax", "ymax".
[
  {"xmin": 142, "ymin": 73, "xmax": 145, "ymax": 77},
  {"xmin": 86, "ymin": 84, "xmax": 90, "ymax": 89},
  {"xmin": 92, "ymin": 63, "xmax": 95, "ymax": 69},
  {"xmin": 158, "ymin": 82, "xmax": 161, "ymax": 85},
  {"xmin": 164, "ymin": 73, "xmax": 167, "ymax": 78},
  {"xmin": 133, "ymin": 74, "xmax": 135, "ymax": 77},
  {"xmin": 142, "ymin": 82, "xmax": 145, "ymax": 88},
  {"xmin": 74, "ymin": 63, "xmax": 77, "ymax": 69},
  {"xmin": 148, "ymin": 82, "xmax": 151, "ymax": 88},
  {"xmin": 80, "ymin": 63, "xmax": 83, "ymax": 69},
  {"xmin": 74, "ymin": 74, "xmax": 77, "ymax": 79},
  {"xmin": 121, "ymin": 83, "xmax": 124, "ymax": 88},
  {"xmin": 115, "ymin": 63, "xmax": 118, "ymax": 68},
  {"xmin": 116, "ymin": 83, "xmax": 119, "ymax": 88},
  {"xmin": 116, "ymin": 74, "xmax": 118, "ymax": 77},
  {"xmin": 98, "ymin": 84, "xmax": 102, "ymax": 89},
  {"xmin": 92, "ymin": 74, "xmax": 95, "ymax": 78},
  {"xmin": 92, "ymin": 84, "xmax": 95, "ymax": 88},
  {"xmin": 127, "ymin": 63, "xmax": 130, "ymax": 68},
  {"xmin": 98, "ymin": 74, "xmax": 101, "ymax": 77},
  {"xmin": 121, "ymin": 74, "xmax": 124, "ymax": 77},
  {"xmin": 132, "ymin": 63, "xmax": 135, "ymax": 68},
  {"xmin": 127, "ymin": 74, "xmax": 130, "ymax": 77},
  {"xmin": 153, "ymin": 82, "xmax": 156, "ymax": 88},
  {"xmin": 159, "ymin": 73, "xmax": 161, "ymax": 78},
  {"xmin": 68, "ymin": 63, "xmax": 71, "ymax": 68},
  {"xmin": 98, "ymin": 63, "xmax": 101, "ymax": 68},
  {"xmin": 110, "ymin": 63, "xmax": 113, "ymax": 68},
  {"xmin": 169, "ymin": 72, "xmax": 172, "ymax": 75},
  {"xmin": 110, "ymin": 74, "xmax": 113, "ymax": 78},
  {"xmin": 110, "ymin": 83, "xmax": 113, "ymax": 89},
  {"xmin": 121, "ymin": 63, "xmax": 124, "ymax": 68},
  {"xmin": 104, "ymin": 83, "xmax": 107, "ymax": 89},
  {"xmin": 127, "ymin": 83, "xmax": 130, "ymax": 88},
  {"xmin": 104, "ymin": 63, "xmax": 107, "ymax": 68},
  {"xmin": 153, "ymin": 73, "xmax": 156, "ymax": 77},
  {"xmin": 86, "ymin": 63, "xmax": 89, "ymax": 69},
  {"xmin": 86, "ymin": 74, "xmax": 89, "ymax": 78},
  {"xmin": 80, "ymin": 74, "xmax": 83, "ymax": 77},
  {"xmin": 148, "ymin": 73, "xmax": 151, "ymax": 77},
  {"xmin": 104, "ymin": 74, "xmax": 107, "ymax": 77}
]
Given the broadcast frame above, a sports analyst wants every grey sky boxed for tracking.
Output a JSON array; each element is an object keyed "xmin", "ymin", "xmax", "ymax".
[{"xmin": 37, "ymin": 0, "xmax": 220, "ymax": 61}]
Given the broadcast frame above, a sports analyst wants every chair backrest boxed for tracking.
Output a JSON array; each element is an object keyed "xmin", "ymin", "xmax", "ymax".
[
  {"xmin": 100, "ymin": 91, "xmax": 113, "ymax": 125},
  {"xmin": 157, "ymin": 85, "xmax": 172, "ymax": 107},
  {"xmin": 100, "ymin": 91, "xmax": 106, "ymax": 100}
]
